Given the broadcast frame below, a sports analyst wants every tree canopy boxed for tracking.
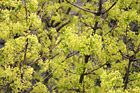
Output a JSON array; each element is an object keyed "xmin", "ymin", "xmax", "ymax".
[{"xmin": 0, "ymin": 0, "xmax": 140, "ymax": 92}]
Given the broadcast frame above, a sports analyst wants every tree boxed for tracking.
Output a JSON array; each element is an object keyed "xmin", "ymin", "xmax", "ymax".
[{"xmin": 0, "ymin": 0, "xmax": 140, "ymax": 92}]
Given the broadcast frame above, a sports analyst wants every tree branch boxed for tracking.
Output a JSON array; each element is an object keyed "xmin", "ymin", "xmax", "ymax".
[
  {"xmin": 84, "ymin": 62, "xmax": 107, "ymax": 75},
  {"xmin": 15, "ymin": 14, "xmax": 24, "ymax": 23},
  {"xmin": 104, "ymin": 25, "xmax": 116, "ymax": 36},
  {"xmin": 61, "ymin": 51, "xmax": 79, "ymax": 63},
  {"xmin": 23, "ymin": 38, "xmax": 29, "ymax": 65},
  {"xmin": 40, "ymin": 0, "xmax": 49, "ymax": 19},
  {"xmin": 98, "ymin": 0, "xmax": 103, "ymax": 15},
  {"xmin": 43, "ymin": 68, "xmax": 57, "ymax": 80},
  {"xmin": 79, "ymin": 55, "xmax": 90, "ymax": 83},
  {"xmin": 24, "ymin": 0, "xmax": 28, "ymax": 22},
  {"xmin": 56, "ymin": 20, "xmax": 70, "ymax": 32},
  {"xmin": 102, "ymin": 0, "xmax": 118, "ymax": 14},
  {"xmin": 0, "ymin": 81, "xmax": 14, "ymax": 90},
  {"xmin": 65, "ymin": 0, "xmax": 97, "ymax": 14},
  {"xmin": 124, "ymin": 59, "xmax": 132, "ymax": 90},
  {"xmin": 119, "ymin": 50, "xmax": 129, "ymax": 59}
]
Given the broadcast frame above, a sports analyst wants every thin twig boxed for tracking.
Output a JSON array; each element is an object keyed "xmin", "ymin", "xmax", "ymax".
[
  {"xmin": 104, "ymin": 25, "xmax": 116, "ymax": 36},
  {"xmin": 131, "ymin": 58, "xmax": 140, "ymax": 61},
  {"xmin": 43, "ymin": 68, "xmax": 57, "ymax": 80},
  {"xmin": 102, "ymin": 0, "xmax": 118, "ymax": 14},
  {"xmin": 40, "ymin": 0, "xmax": 49, "ymax": 19},
  {"xmin": 15, "ymin": 14, "xmax": 24, "ymax": 23},
  {"xmin": 65, "ymin": 0, "xmax": 97, "ymax": 14},
  {"xmin": 23, "ymin": 38, "xmax": 28, "ymax": 65},
  {"xmin": 84, "ymin": 63, "xmax": 107, "ymax": 75},
  {"xmin": 0, "ymin": 81, "xmax": 14, "ymax": 90},
  {"xmin": 56, "ymin": 20, "xmax": 70, "ymax": 32},
  {"xmin": 51, "ymin": 53, "xmax": 59, "ymax": 59},
  {"xmin": 61, "ymin": 51, "xmax": 79, "ymax": 63},
  {"xmin": 82, "ymin": 22, "xmax": 95, "ymax": 31},
  {"xmin": 64, "ymin": 68, "xmax": 76, "ymax": 74}
]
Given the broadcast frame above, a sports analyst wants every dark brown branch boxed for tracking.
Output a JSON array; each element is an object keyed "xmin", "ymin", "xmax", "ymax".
[
  {"xmin": 66, "ymin": 88, "xmax": 80, "ymax": 92},
  {"xmin": 90, "ymin": 0, "xmax": 103, "ymax": 35},
  {"xmin": 28, "ymin": 39, "xmax": 63, "ymax": 66},
  {"xmin": 23, "ymin": 38, "xmax": 28, "ymax": 65},
  {"xmin": 64, "ymin": 68, "xmax": 76, "ymax": 74},
  {"xmin": 82, "ymin": 79, "xmax": 85, "ymax": 93},
  {"xmin": 98, "ymin": 0, "xmax": 103, "ymax": 14},
  {"xmin": 104, "ymin": 25, "xmax": 116, "ymax": 36},
  {"xmin": 61, "ymin": 51, "xmax": 79, "ymax": 63},
  {"xmin": 79, "ymin": 68, "xmax": 86, "ymax": 83},
  {"xmin": 15, "ymin": 14, "xmax": 24, "ymax": 23},
  {"xmin": 84, "ymin": 63, "xmax": 107, "ymax": 75},
  {"xmin": 66, "ymin": 7, "xmax": 71, "ymax": 15},
  {"xmin": 56, "ymin": 21, "xmax": 70, "ymax": 32},
  {"xmin": 54, "ymin": 22, "xmax": 61, "ymax": 27},
  {"xmin": 102, "ymin": 0, "xmax": 118, "ymax": 14},
  {"xmin": 43, "ymin": 68, "xmax": 57, "ymax": 80},
  {"xmin": 119, "ymin": 50, "xmax": 129, "ymax": 59},
  {"xmin": 83, "ymin": 22, "xmax": 95, "ymax": 31},
  {"xmin": 124, "ymin": 59, "xmax": 132, "ymax": 90},
  {"xmin": 79, "ymin": 55, "xmax": 90, "ymax": 83},
  {"xmin": 65, "ymin": 0, "xmax": 97, "ymax": 14},
  {"xmin": 51, "ymin": 53, "xmax": 59, "ymax": 59},
  {"xmin": 92, "ymin": 21, "xmax": 98, "ymax": 35}
]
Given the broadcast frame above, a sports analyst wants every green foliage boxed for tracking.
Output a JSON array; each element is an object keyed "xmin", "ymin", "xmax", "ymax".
[{"xmin": 0, "ymin": 0, "xmax": 140, "ymax": 92}]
